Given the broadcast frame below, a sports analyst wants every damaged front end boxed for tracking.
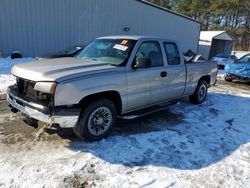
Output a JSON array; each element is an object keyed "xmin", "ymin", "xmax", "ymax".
[{"xmin": 7, "ymin": 77, "xmax": 80, "ymax": 128}]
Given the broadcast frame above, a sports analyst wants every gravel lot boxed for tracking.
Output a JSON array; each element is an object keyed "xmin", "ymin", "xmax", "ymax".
[{"xmin": 0, "ymin": 78, "xmax": 250, "ymax": 188}]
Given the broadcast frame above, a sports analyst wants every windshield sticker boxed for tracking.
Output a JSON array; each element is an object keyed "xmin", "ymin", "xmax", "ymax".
[
  {"xmin": 113, "ymin": 44, "xmax": 128, "ymax": 51},
  {"xmin": 121, "ymin": 40, "xmax": 128, "ymax": 45}
]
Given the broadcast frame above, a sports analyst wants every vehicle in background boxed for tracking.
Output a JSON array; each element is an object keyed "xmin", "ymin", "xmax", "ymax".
[
  {"xmin": 36, "ymin": 46, "xmax": 84, "ymax": 60},
  {"xmin": 7, "ymin": 36, "xmax": 217, "ymax": 141},
  {"xmin": 211, "ymin": 54, "xmax": 238, "ymax": 69},
  {"xmin": 11, "ymin": 51, "xmax": 22, "ymax": 59},
  {"xmin": 232, "ymin": 51, "xmax": 250, "ymax": 59},
  {"xmin": 225, "ymin": 53, "xmax": 250, "ymax": 82}
]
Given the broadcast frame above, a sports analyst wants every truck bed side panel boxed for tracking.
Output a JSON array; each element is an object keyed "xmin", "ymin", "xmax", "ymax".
[{"xmin": 184, "ymin": 62, "xmax": 218, "ymax": 96}]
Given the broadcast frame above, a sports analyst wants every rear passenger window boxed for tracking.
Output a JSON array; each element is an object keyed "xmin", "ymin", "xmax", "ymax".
[
  {"xmin": 164, "ymin": 43, "xmax": 180, "ymax": 65},
  {"xmin": 135, "ymin": 41, "xmax": 163, "ymax": 67}
]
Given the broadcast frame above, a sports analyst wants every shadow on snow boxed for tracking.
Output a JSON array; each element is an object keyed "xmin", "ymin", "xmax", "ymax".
[{"xmin": 45, "ymin": 92, "xmax": 250, "ymax": 170}]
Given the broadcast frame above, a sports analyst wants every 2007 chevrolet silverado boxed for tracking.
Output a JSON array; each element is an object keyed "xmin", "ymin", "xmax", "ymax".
[{"xmin": 7, "ymin": 36, "xmax": 218, "ymax": 141}]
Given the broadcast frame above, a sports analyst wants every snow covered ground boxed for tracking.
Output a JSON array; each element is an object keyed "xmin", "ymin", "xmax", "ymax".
[
  {"xmin": 0, "ymin": 57, "xmax": 34, "ymax": 95},
  {"xmin": 0, "ymin": 75, "xmax": 16, "ymax": 95},
  {"xmin": 0, "ymin": 80, "xmax": 250, "ymax": 188},
  {"xmin": 0, "ymin": 57, "xmax": 249, "ymax": 187}
]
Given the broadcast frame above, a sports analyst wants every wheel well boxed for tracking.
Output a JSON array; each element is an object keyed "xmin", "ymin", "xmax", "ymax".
[
  {"xmin": 199, "ymin": 75, "xmax": 211, "ymax": 85},
  {"xmin": 79, "ymin": 91, "xmax": 122, "ymax": 114}
]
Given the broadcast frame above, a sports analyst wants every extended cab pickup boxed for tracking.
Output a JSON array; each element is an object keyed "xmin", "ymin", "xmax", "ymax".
[{"xmin": 7, "ymin": 36, "xmax": 218, "ymax": 140}]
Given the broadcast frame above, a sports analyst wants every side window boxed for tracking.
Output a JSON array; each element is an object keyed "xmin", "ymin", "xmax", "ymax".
[
  {"xmin": 239, "ymin": 55, "xmax": 250, "ymax": 63},
  {"xmin": 135, "ymin": 41, "xmax": 163, "ymax": 67},
  {"xmin": 164, "ymin": 43, "xmax": 180, "ymax": 65}
]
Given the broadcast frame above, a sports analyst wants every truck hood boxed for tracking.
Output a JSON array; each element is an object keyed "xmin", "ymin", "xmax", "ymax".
[{"xmin": 11, "ymin": 57, "xmax": 119, "ymax": 82}]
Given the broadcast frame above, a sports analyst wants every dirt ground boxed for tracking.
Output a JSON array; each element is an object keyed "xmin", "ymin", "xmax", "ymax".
[{"xmin": 0, "ymin": 78, "xmax": 250, "ymax": 188}]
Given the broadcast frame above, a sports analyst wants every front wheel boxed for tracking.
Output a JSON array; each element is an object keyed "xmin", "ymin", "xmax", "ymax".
[
  {"xmin": 225, "ymin": 75, "xmax": 233, "ymax": 82},
  {"xmin": 74, "ymin": 99, "xmax": 117, "ymax": 141},
  {"xmin": 189, "ymin": 80, "xmax": 208, "ymax": 104}
]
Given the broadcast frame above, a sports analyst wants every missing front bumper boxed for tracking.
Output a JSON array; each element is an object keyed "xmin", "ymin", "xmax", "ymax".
[{"xmin": 7, "ymin": 85, "xmax": 80, "ymax": 128}]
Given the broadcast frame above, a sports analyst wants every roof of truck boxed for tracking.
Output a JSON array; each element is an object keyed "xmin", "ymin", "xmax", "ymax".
[{"xmin": 97, "ymin": 35, "xmax": 175, "ymax": 41}]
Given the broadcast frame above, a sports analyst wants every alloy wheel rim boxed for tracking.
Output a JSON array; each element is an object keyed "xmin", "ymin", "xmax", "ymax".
[
  {"xmin": 88, "ymin": 107, "xmax": 112, "ymax": 136},
  {"xmin": 198, "ymin": 85, "xmax": 207, "ymax": 101}
]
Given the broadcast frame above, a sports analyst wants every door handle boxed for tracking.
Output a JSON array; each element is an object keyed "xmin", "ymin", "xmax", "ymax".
[{"xmin": 160, "ymin": 71, "xmax": 167, "ymax": 77}]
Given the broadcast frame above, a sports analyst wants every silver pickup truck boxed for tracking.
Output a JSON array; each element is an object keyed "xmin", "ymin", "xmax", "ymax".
[{"xmin": 7, "ymin": 36, "xmax": 218, "ymax": 140}]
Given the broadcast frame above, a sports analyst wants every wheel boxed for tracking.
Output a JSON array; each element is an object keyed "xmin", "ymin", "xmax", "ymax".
[
  {"xmin": 225, "ymin": 75, "xmax": 233, "ymax": 82},
  {"xmin": 73, "ymin": 99, "xmax": 117, "ymax": 141},
  {"xmin": 189, "ymin": 80, "xmax": 208, "ymax": 104}
]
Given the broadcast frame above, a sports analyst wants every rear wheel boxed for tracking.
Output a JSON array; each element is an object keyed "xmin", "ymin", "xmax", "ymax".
[
  {"xmin": 74, "ymin": 99, "xmax": 117, "ymax": 141},
  {"xmin": 189, "ymin": 80, "xmax": 208, "ymax": 104}
]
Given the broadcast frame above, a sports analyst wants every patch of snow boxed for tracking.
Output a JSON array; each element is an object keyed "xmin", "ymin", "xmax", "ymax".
[
  {"xmin": 0, "ymin": 57, "xmax": 34, "ymax": 75},
  {"xmin": 0, "ymin": 57, "xmax": 35, "ymax": 94},
  {"xmin": 0, "ymin": 84, "xmax": 250, "ymax": 187},
  {"xmin": 0, "ymin": 75, "xmax": 16, "ymax": 95}
]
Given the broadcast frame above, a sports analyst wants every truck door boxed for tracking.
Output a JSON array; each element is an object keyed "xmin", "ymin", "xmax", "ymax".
[
  {"xmin": 126, "ymin": 41, "xmax": 170, "ymax": 111},
  {"xmin": 159, "ymin": 42, "xmax": 186, "ymax": 101},
  {"xmin": 145, "ymin": 41, "xmax": 186, "ymax": 105}
]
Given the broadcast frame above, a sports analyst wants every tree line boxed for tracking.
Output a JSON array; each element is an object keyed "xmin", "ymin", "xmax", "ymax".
[
  {"xmin": 148, "ymin": 0, "xmax": 250, "ymax": 50},
  {"xmin": 148, "ymin": 0, "xmax": 250, "ymax": 31}
]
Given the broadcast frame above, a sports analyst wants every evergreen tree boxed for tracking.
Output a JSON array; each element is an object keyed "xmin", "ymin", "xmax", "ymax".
[{"xmin": 147, "ymin": 0, "xmax": 249, "ymax": 31}]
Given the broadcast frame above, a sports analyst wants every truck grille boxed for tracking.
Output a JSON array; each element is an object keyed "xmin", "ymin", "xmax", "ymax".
[
  {"xmin": 16, "ymin": 77, "xmax": 37, "ymax": 100},
  {"xmin": 16, "ymin": 77, "xmax": 52, "ymax": 106}
]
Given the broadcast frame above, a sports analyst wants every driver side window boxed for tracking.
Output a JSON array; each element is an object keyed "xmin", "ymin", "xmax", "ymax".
[{"xmin": 135, "ymin": 41, "xmax": 163, "ymax": 67}]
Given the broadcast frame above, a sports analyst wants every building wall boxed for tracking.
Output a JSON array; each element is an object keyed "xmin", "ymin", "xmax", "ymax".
[
  {"xmin": 209, "ymin": 40, "xmax": 233, "ymax": 58},
  {"xmin": 199, "ymin": 39, "xmax": 233, "ymax": 60},
  {"xmin": 0, "ymin": 0, "xmax": 200, "ymax": 57}
]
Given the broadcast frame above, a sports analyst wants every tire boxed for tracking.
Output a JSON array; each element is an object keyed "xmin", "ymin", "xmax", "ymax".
[
  {"xmin": 11, "ymin": 51, "xmax": 22, "ymax": 59},
  {"xmin": 189, "ymin": 80, "xmax": 208, "ymax": 104},
  {"xmin": 73, "ymin": 99, "xmax": 117, "ymax": 141},
  {"xmin": 225, "ymin": 75, "xmax": 233, "ymax": 82}
]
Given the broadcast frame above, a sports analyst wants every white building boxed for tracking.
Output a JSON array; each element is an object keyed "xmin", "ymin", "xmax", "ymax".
[
  {"xmin": 0, "ymin": 0, "xmax": 201, "ymax": 57},
  {"xmin": 198, "ymin": 31, "xmax": 233, "ymax": 60}
]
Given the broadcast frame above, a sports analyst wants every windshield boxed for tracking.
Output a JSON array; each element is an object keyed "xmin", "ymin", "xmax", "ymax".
[
  {"xmin": 77, "ymin": 39, "xmax": 137, "ymax": 66},
  {"xmin": 237, "ymin": 54, "xmax": 250, "ymax": 64}
]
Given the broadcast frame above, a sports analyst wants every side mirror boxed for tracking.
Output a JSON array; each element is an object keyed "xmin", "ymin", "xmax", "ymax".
[{"xmin": 133, "ymin": 58, "xmax": 151, "ymax": 69}]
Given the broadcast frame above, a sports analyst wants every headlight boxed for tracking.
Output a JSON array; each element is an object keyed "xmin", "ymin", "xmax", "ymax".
[{"xmin": 34, "ymin": 82, "xmax": 57, "ymax": 94}]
